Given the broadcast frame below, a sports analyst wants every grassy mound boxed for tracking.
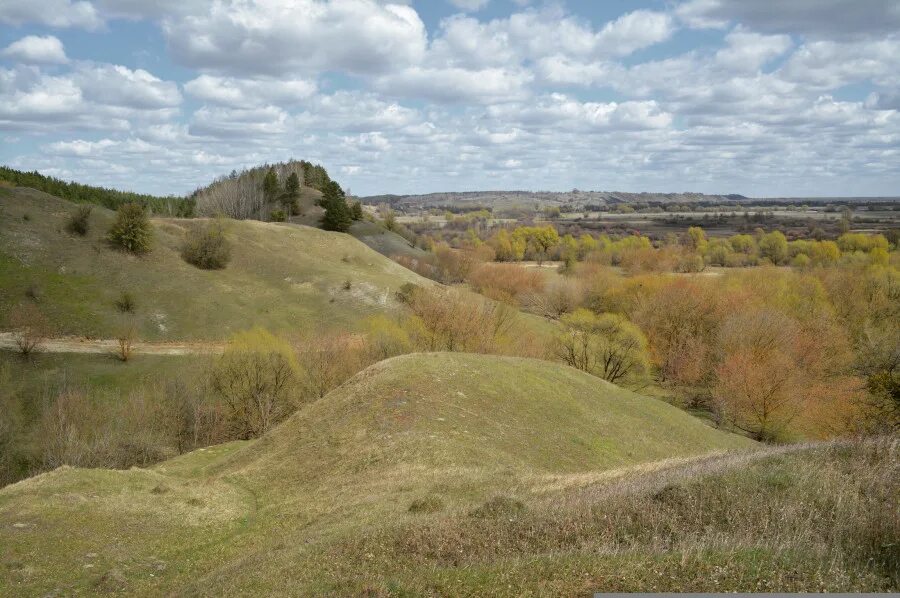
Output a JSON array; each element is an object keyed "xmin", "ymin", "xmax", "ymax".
[
  {"xmin": 0, "ymin": 354, "xmax": 895, "ymax": 594},
  {"xmin": 0, "ymin": 187, "xmax": 428, "ymax": 340},
  {"xmin": 220, "ymin": 353, "xmax": 755, "ymax": 488}
]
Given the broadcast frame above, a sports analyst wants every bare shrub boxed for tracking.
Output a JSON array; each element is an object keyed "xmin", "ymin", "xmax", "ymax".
[
  {"xmin": 468, "ymin": 263, "xmax": 544, "ymax": 305},
  {"xmin": 523, "ymin": 277, "xmax": 585, "ymax": 319},
  {"xmin": 434, "ymin": 243, "xmax": 485, "ymax": 283},
  {"xmin": 405, "ymin": 287, "xmax": 516, "ymax": 354},
  {"xmin": 294, "ymin": 333, "xmax": 369, "ymax": 401},
  {"xmin": 116, "ymin": 322, "xmax": 137, "ymax": 362},
  {"xmin": 7, "ymin": 302, "xmax": 52, "ymax": 356},
  {"xmin": 40, "ymin": 390, "xmax": 109, "ymax": 469},
  {"xmin": 392, "ymin": 254, "xmax": 441, "ymax": 281},
  {"xmin": 212, "ymin": 329, "xmax": 298, "ymax": 439}
]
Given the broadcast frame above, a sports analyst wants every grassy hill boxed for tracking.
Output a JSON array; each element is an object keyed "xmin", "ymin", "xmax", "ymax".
[
  {"xmin": 0, "ymin": 186, "xmax": 430, "ymax": 340},
  {"xmin": 220, "ymin": 353, "xmax": 755, "ymax": 485},
  {"xmin": 0, "ymin": 353, "xmax": 817, "ymax": 596}
]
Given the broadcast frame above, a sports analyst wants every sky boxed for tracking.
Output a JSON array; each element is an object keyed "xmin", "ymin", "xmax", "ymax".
[{"xmin": 1, "ymin": 0, "xmax": 899, "ymax": 198}]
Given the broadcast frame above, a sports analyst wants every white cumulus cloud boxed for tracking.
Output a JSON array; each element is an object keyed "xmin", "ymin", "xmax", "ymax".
[{"xmin": 2, "ymin": 36, "xmax": 69, "ymax": 65}]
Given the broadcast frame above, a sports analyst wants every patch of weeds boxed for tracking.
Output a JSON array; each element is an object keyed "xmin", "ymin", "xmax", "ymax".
[
  {"xmin": 408, "ymin": 495, "xmax": 444, "ymax": 514},
  {"xmin": 186, "ymin": 497, "xmax": 204, "ymax": 507},
  {"xmin": 652, "ymin": 483, "xmax": 689, "ymax": 506},
  {"xmin": 150, "ymin": 484, "xmax": 170, "ymax": 495},
  {"xmin": 25, "ymin": 282, "xmax": 42, "ymax": 302},
  {"xmin": 94, "ymin": 568, "xmax": 127, "ymax": 593},
  {"xmin": 471, "ymin": 495, "xmax": 526, "ymax": 519},
  {"xmin": 343, "ymin": 280, "xmax": 352, "ymax": 291},
  {"xmin": 22, "ymin": 213, "xmax": 31, "ymax": 222},
  {"xmin": 762, "ymin": 469, "xmax": 795, "ymax": 491}
]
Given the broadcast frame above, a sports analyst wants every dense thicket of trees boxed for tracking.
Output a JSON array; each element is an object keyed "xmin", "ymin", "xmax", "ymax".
[{"xmin": 0, "ymin": 166, "xmax": 193, "ymax": 216}]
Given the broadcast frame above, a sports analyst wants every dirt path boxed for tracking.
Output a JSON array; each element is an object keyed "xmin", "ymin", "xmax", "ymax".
[{"xmin": 0, "ymin": 332, "xmax": 225, "ymax": 356}]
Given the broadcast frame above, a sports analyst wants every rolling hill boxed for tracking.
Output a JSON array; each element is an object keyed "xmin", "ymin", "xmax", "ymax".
[
  {"xmin": 0, "ymin": 186, "xmax": 429, "ymax": 341},
  {"xmin": 0, "ymin": 353, "xmax": 775, "ymax": 595}
]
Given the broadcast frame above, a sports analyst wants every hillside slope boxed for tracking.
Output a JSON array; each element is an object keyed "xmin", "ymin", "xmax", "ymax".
[
  {"xmin": 0, "ymin": 353, "xmax": 774, "ymax": 595},
  {"xmin": 350, "ymin": 220, "xmax": 430, "ymax": 260},
  {"xmin": 0, "ymin": 186, "xmax": 429, "ymax": 340},
  {"xmin": 220, "ymin": 353, "xmax": 755, "ymax": 486}
]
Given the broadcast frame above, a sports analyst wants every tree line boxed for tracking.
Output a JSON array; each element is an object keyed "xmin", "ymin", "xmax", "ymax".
[{"xmin": 0, "ymin": 165, "xmax": 193, "ymax": 216}]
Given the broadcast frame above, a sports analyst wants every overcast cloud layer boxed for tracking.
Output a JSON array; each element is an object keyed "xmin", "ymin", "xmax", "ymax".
[{"xmin": 1, "ymin": 0, "xmax": 899, "ymax": 197}]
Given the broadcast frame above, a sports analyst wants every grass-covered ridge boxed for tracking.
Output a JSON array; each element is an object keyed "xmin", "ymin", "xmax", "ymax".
[{"xmin": 0, "ymin": 187, "xmax": 429, "ymax": 340}]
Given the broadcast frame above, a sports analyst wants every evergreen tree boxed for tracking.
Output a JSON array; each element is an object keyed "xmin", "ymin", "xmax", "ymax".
[
  {"xmin": 283, "ymin": 172, "xmax": 301, "ymax": 216},
  {"xmin": 262, "ymin": 168, "xmax": 280, "ymax": 204},
  {"xmin": 351, "ymin": 200, "xmax": 363, "ymax": 221},
  {"xmin": 321, "ymin": 181, "xmax": 352, "ymax": 232}
]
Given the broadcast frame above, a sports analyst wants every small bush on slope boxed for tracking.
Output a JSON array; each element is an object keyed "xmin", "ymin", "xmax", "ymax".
[
  {"xmin": 181, "ymin": 220, "xmax": 232, "ymax": 270},
  {"xmin": 107, "ymin": 203, "xmax": 153, "ymax": 254},
  {"xmin": 66, "ymin": 205, "xmax": 92, "ymax": 236}
]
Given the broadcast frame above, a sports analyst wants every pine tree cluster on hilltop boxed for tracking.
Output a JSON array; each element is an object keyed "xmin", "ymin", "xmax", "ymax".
[{"xmin": 192, "ymin": 159, "xmax": 360, "ymax": 232}]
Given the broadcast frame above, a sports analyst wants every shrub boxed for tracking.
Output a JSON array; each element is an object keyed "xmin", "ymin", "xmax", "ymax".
[
  {"xmin": 294, "ymin": 333, "xmax": 369, "ymax": 401},
  {"xmin": 525, "ymin": 278, "xmax": 584, "ymax": 318},
  {"xmin": 396, "ymin": 282, "xmax": 420, "ymax": 304},
  {"xmin": 115, "ymin": 291, "xmax": 136, "ymax": 313},
  {"xmin": 6, "ymin": 302, "xmax": 52, "ymax": 356},
  {"xmin": 181, "ymin": 220, "xmax": 232, "ymax": 270},
  {"xmin": 555, "ymin": 309, "xmax": 651, "ymax": 384},
  {"xmin": 66, "ymin": 205, "xmax": 92, "ymax": 236},
  {"xmin": 116, "ymin": 322, "xmax": 137, "ymax": 362},
  {"xmin": 468, "ymin": 263, "xmax": 544, "ymax": 305},
  {"xmin": 107, "ymin": 203, "xmax": 152, "ymax": 254},
  {"xmin": 212, "ymin": 329, "xmax": 299, "ymax": 439},
  {"xmin": 270, "ymin": 209, "xmax": 286, "ymax": 222}
]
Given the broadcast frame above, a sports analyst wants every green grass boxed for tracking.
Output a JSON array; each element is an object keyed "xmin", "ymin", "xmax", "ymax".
[
  {"xmin": 221, "ymin": 353, "xmax": 755, "ymax": 487},
  {"xmin": 0, "ymin": 353, "xmax": 815, "ymax": 596},
  {"xmin": 0, "ymin": 187, "xmax": 429, "ymax": 340},
  {"xmin": 0, "ymin": 351, "xmax": 206, "ymax": 399}
]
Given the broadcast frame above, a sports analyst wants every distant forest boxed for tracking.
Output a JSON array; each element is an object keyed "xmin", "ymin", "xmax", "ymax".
[{"xmin": 0, "ymin": 166, "xmax": 194, "ymax": 216}]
